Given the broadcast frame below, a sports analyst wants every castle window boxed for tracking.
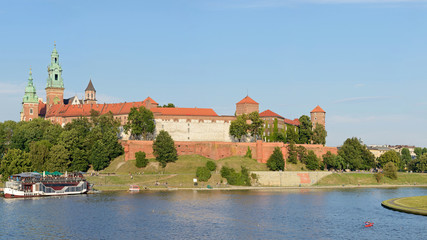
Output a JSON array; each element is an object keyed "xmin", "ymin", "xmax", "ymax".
[
  {"xmin": 91, "ymin": 93, "xmax": 93, "ymax": 99},
  {"xmin": 87, "ymin": 94, "xmax": 89, "ymax": 99},
  {"xmin": 55, "ymin": 74, "xmax": 58, "ymax": 80},
  {"xmin": 55, "ymin": 58, "xmax": 57, "ymax": 63},
  {"xmin": 30, "ymin": 108, "xmax": 33, "ymax": 114}
]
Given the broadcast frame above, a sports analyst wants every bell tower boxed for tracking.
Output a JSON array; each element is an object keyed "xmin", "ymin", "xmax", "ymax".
[
  {"xmin": 21, "ymin": 68, "xmax": 39, "ymax": 121},
  {"xmin": 84, "ymin": 79, "xmax": 97, "ymax": 104},
  {"xmin": 45, "ymin": 43, "xmax": 64, "ymax": 112}
]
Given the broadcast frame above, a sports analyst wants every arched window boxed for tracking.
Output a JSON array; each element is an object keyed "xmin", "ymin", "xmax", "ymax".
[
  {"xmin": 91, "ymin": 93, "xmax": 93, "ymax": 99},
  {"xmin": 30, "ymin": 108, "xmax": 33, "ymax": 114}
]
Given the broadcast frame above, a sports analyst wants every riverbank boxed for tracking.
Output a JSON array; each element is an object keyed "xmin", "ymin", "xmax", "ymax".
[{"xmin": 382, "ymin": 196, "xmax": 427, "ymax": 216}]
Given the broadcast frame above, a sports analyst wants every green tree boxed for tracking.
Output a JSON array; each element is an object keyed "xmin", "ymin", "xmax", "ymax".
[
  {"xmin": 160, "ymin": 103, "xmax": 175, "ymax": 108},
  {"xmin": 312, "ymin": 123, "xmax": 327, "ymax": 145},
  {"xmin": 286, "ymin": 125, "xmax": 298, "ymax": 143},
  {"xmin": 322, "ymin": 151, "xmax": 337, "ymax": 170},
  {"xmin": 271, "ymin": 118, "xmax": 279, "ymax": 142},
  {"xmin": 245, "ymin": 147, "xmax": 252, "ymax": 159},
  {"xmin": 287, "ymin": 142, "xmax": 298, "ymax": 164},
  {"xmin": 10, "ymin": 118, "xmax": 52, "ymax": 152},
  {"xmin": 89, "ymin": 140, "xmax": 110, "ymax": 171},
  {"xmin": 305, "ymin": 150, "xmax": 320, "ymax": 170},
  {"xmin": 153, "ymin": 130, "xmax": 178, "ymax": 168},
  {"xmin": 378, "ymin": 150, "xmax": 400, "ymax": 169},
  {"xmin": 220, "ymin": 166, "xmax": 251, "ymax": 186},
  {"xmin": 400, "ymin": 148, "xmax": 412, "ymax": 170},
  {"xmin": 338, "ymin": 137, "xmax": 375, "ymax": 170},
  {"xmin": 298, "ymin": 115, "xmax": 313, "ymax": 144},
  {"xmin": 196, "ymin": 167, "xmax": 211, "ymax": 181},
  {"xmin": 414, "ymin": 147, "xmax": 423, "ymax": 159},
  {"xmin": 123, "ymin": 106, "xmax": 155, "ymax": 140},
  {"xmin": 383, "ymin": 162, "xmax": 398, "ymax": 179},
  {"xmin": 248, "ymin": 112, "xmax": 263, "ymax": 141},
  {"xmin": 0, "ymin": 149, "xmax": 31, "ymax": 181},
  {"xmin": 135, "ymin": 151, "xmax": 148, "ymax": 168},
  {"xmin": 229, "ymin": 114, "xmax": 249, "ymax": 142},
  {"xmin": 29, "ymin": 140, "xmax": 52, "ymax": 172},
  {"xmin": 206, "ymin": 160, "xmax": 217, "ymax": 171},
  {"xmin": 0, "ymin": 120, "xmax": 18, "ymax": 155},
  {"xmin": 45, "ymin": 144, "xmax": 70, "ymax": 172},
  {"xmin": 267, "ymin": 147, "xmax": 285, "ymax": 171},
  {"xmin": 69, "ymin": 148, "xmax": 89, "ymax": 172},
  {"xmin": 296, "ymin": 145, "xmax": 308, "ymax": 164}
]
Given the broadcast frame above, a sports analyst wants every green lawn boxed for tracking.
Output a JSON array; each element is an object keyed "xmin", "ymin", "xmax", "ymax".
[{"xmin": 395, "ymin": 196, "xmax": 427, "ymax": 211}]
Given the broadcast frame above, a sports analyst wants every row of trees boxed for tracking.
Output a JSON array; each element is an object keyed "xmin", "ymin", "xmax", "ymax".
[
  {"xmin": 229, "ymin": 112, "xmax": 264, "ymax": 142},
  {"xmin": 0, "ymin": 111, "xmax": 124, "ymax": 180}
]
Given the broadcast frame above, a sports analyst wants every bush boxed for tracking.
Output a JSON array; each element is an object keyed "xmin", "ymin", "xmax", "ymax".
[
  {"xmin": 305, "ymin": 150, "xmax": 320, "ymax": 170},
  {"xmin": 245, "ymin": 147, "xmax": 252, "ymax": 159},
  {"xmin": 374, "ymin": 172, "xmax": 383, "ymax": 183},
  {"xmin": 267, "ymin": 147, "xmax": 285, "ymax": 171},
  {"xmin": 135, "ymin": 151, "xmax": 148, "ymax": 168},
  {"xmin": 220, "ymin": 166, "xmax": 251, "ymax": 186},
  {"xmin": 383, "ymin": 162, "xmax": 398, "ymax": 180},
  {"xmin": 206, "ymin": 160, "xmax": 217, "ymax": 171},
  {"xmin": 196, "ymin": 167, "xmax": 211, "ymax": 182}
]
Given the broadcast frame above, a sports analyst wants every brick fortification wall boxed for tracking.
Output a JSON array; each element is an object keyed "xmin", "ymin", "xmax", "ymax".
[{"xmin": 121, "ymin": 140, "xmax": 338, "ymax": 164}]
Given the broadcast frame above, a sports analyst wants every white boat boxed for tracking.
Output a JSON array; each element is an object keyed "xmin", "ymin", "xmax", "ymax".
[{"xmin": 129, "ymin": 185, "xmax": 140, "ymax": 192}]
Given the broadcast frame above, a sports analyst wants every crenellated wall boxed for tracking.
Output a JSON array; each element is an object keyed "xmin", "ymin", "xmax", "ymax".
[{"xmin": 121, "ymin": 140, "xmax": 338, "ymax": 164}]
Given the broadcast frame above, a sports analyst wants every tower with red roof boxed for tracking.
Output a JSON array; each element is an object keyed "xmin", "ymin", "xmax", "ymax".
[
  {"xmin": 310, "ymin": 105, "xmax": 326, "ymax": 127},
  {"xmin": 236, "ymin": 96, "xmax": 259, "ymax": 116}
]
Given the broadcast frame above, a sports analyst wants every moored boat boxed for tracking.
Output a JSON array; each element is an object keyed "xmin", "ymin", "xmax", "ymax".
[
  {"xmin": 3, "ymin": 172, "xmax": 89, "ymax": 198},
  {"xmin": 129, "ymin": 185, "xmax": 140, "ymax": 192}
]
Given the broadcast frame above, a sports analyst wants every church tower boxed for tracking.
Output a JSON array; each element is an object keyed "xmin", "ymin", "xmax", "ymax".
[
  {"xmin": 310, "ymin": 105, "xmax": 326, "ymax": 128},
  {"xmin": 21, "ymin": 68, "xmax": 39, "ymax": 121},
  {"xmin": 84, "ymin": 79, "xmax": 97, "ymax": 104},
  {"xmin": 45, "ymin": 44, "xmax": 64, "ymax": 113}
]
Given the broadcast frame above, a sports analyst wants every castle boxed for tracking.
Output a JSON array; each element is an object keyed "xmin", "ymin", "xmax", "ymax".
[{"xmin": 21, "ymin": 45, "xmax": 326, "ymax": 142}]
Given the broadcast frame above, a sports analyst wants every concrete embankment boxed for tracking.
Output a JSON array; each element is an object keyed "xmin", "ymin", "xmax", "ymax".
[{"xmin": 251, "ymin": 171, "xmax": 332, "ymax": 187}]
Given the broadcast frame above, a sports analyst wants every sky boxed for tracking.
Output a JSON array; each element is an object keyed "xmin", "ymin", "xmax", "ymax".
[{"xmin": 1, "ymin": 0, "xmax": 427, "ymax": 147}]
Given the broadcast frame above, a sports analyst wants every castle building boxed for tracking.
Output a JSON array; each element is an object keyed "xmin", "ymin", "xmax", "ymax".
[{"xmin": 21, "ymin": 45, "xmax": 325, "ymax": 142}]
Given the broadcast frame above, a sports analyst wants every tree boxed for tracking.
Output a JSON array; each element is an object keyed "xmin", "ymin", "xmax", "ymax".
[
  {"xmin": 123, "ymin": 106, "xmax": 155, "ymax": 140},
  {"xmin": 400, "ymin": 148, "xmax": 412, "ymax": 170},
  {"xmin": 296, "ymin": 145, "xmax": 308, "ymax": 164},
  {"xmin": 0, "ymin": 149, "xmax": 31, "ymax": 181},
  {"xmin": 414, "ymin": 147, "xmax": 424, "ymax": 159},
  {"xmin": 89, "ymin": 140, "xmax": 109, "ymax": 171},
  {"xmin": 153, "ymin": 130, "xmax": 178, "ymax": 168},
  {"xmin": 206, "ymin": 160, "xmax": 217, "ymax": 171},
  {"xmin": 383, "ymin": 162, "xmax": 398, "ymax": 179},
  {"xmin": 248, "ymin": 112, "xmax": 263, "ymax": 141},
  {"xmin": 305, "ymin": 150, "xmax": 320, "ymax": 170},
  {"xmin": 298, "ymin": 115, "xmax": 312, "ymax": 144},
  {"xmin": 0, "ymin": 120, "xmax": 17, "ymax": 156},
  {"xmin": 196, "ymin": 167, "xmax": 211, "ymax": 181},
  {"xmin": 286, "ymin": 125, "xmax": 298, "ymax": 143},
  {"xmin": 271, "ymin": 118, "xmax": 279, "ymax": 142},
  {"xmin": 378, "ymin": 150, "xmax": 400, "ymax": 169},
  {"xmin": 45, "ymin": 144, "xmax": 70, "ymax": 172},
  {"xmin": 287, "ymin": 142, "xmax": 298, "ymax": 164},
  {"xmin": 322, "ymin": 151, "xmax": 337, "ymax": 170},
  {"xmin": 312, "ymin": 123, "xmax": 327, "ymax": 145},
  {"xmin": 135, "ymin": 151, "xmax": 148, "ymax": 168},
  {"xmin": 245, "ymin": 147, "xmax": 252, "ymax": 159},
  {"xmin": 220, "ymin": 166, "xmax": 251, "ymax": 186},
  {"xmin": 160, "ymin": 103, "xmax": 175, "ymax": 108},
  {"xmin": 29, "ymin": 140, "xmax": 51, "ymax": 172},
  {"xmin": 267, "ymin": 147, "xmax": 285, "ymax": 171},
  {"xmin": 338, "ymin": 137, "xmax": 375, "ymax": 170},
  {"xmin": 229, "ymin": 114, "xmax": 249, "ymax": 142}
]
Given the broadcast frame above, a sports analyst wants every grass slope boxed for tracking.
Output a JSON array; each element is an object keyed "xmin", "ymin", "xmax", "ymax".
[
  {"xmin": 317, "ymin": 172, "xmax": 427, "ymax": 186},
  {"xmin": 382, "ymin": 196, "xmax": 427, "ymax": 216}
]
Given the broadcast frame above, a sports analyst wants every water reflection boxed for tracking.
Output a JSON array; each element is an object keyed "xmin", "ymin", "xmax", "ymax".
[{"xmin": 1, "ymin": 188, "xmax": 427, "ymax": 239}]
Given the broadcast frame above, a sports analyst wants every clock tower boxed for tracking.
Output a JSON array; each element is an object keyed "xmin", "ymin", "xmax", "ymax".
[{"xmin": 45, "ymin": 43, "xmax": 64, "ymax": 113}]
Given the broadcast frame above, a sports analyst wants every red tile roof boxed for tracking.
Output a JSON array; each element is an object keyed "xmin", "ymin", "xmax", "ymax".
[
  {"xmin": 259, "ymin": 109, "xmax": 284, "ymax": 119},
  {"xmin": 237, "ymin": 96, "xmax": 258, "ymax": 104},
  {"xmin": 284, "ymin": 118, "xmax": 300, "ymax": 126},
  {"xmin": 38, "ymin": 101, "xmax": 46, "ymax": 116},
  {"xmin": 311, "ymin": 105, "xmax": 325, "ymax": 113},
  {"xmin": 152, "ymin": 107, "xmax": 218, "ymax": 116},
  {"xmin": 143, "ymin": 96, "xmax": 158, "ymax": 105}
]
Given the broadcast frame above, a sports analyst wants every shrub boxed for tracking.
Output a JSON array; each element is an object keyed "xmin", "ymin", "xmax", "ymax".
[
  {"xmin": 206, "ymin": 160, "xmax": 217, "ymax": 171},
  {"xmin": 220, "ymin": 166, "xmax": 251, "ymax": 186},
  {"xmin": 196, "ymin": 167, "xmax": 211, "ymax": 182},
  {"xmin": 245, "ymin": 147, "xmax": 252, "ymax": 159},
  {"xmin": 135, "ymin": 151, "xmax": 148, "ymax": 168},
  {"xmin": 287, "ymin": 142, "xmax": 298, "ymax": 164},
  {"xmin": 374, "ymin": 172, "xmax": 383, "ymax": 183},
  {"xmin": 305, "ymin": 150, "xmax": 320, "ymax": 170},
  {"xmin": 267, "ymin": 147, "xmax": 285, "ymax": 171},
  {"xmin": 383, "ymin": 162, "xmax": 398, "ymax": 180}
]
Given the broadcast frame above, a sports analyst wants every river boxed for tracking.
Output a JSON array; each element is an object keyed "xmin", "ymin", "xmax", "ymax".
[{"xmin": 1, "ymin": 187, "xmax": 426, "ymax": 239}]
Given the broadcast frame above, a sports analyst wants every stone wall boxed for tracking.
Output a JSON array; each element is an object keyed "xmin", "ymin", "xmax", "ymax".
[
  {"xmin": 251, "ymin": 171, "xmax": 332, "ymax": 187},
  {"xmin": 121, "ymin": 140, "xmax": 338, "ymax": 164}
]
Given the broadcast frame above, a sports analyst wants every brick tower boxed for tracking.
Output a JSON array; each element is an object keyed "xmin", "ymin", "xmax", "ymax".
[
  {"xmin": 45, "ymin": 44, "xmax": 64, "ymax": 113},
  {"xmin": 21, "ymin": 68, "xmax": 39, "ymax": 121},
  {"xmin": 236, "ymin": 96, "xmax": 259, "ymax": 115},
  {"xmin": 84, "ymin": 79, "xmax": 97, "ymax": 104},
  {"xmin": 310, "ymin": 105, "xmax": 326, "ymax": 127}
]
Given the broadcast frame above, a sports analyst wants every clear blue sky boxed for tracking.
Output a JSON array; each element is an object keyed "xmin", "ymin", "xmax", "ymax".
[{"xmin": 1, "ymin": 0, "xmax": 427, "ymax": 147}]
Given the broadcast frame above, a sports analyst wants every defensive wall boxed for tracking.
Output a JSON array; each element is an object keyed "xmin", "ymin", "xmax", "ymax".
[
  {"xmin": 251, "ymin": 171, "xmax": 332, "ymax": 187},
  {"xmin": 121, "ymin": 140, "xmax": 338, "ymax": 164}
]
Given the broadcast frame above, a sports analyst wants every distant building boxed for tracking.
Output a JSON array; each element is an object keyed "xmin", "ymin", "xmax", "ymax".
[{"xmin": 21, "ymin": 45, "xmax": 326, "ymax": 142}]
